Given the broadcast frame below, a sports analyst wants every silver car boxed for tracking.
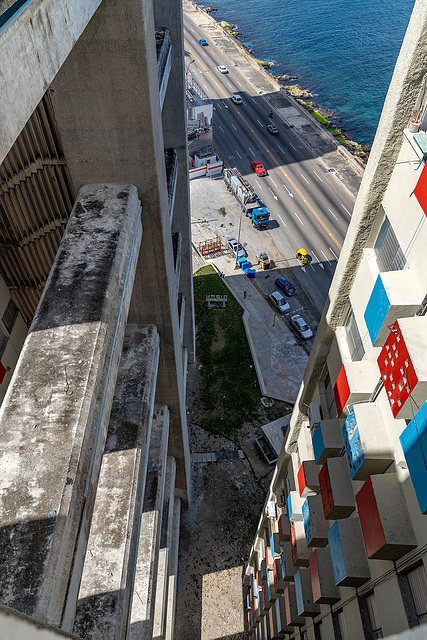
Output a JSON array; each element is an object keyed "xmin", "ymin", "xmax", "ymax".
[
  {"xmin": 269, "ymin": 291, "xmax": 290, "ymax": 313},
  {"xmin": 231, "ymin": 94, "xmax": 242, "ymax": 104},
  {"xmin": 291, "ymin": 314, "xmax": 313, "ymax": 339},
  {"xmin": 226, "ymin": 236, "xmax": 246, "ymax": 259}
]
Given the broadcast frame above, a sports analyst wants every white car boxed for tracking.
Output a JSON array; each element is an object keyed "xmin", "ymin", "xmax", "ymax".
[
  {"xmin": 231, "ymin": 94, "xmax": 242, "ymax": 104},
  {"xmin": 269, "ymin": 291, "xmax": 290, "ymax": 313},
  {"xmin": 226, "ymin": 236, "xmax": 246, "ymax": 259},
  {"xmin": 291, "ymin": 314, "xmax": 313, "ymax": 339},
  {"xmin": 218, "ymin": 65, "xmax": 228, "ymax": 74}
]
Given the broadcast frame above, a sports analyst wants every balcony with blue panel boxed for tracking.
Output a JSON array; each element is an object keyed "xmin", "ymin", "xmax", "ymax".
[
  {"xmin": 400, "ymin": 401, "xmax": 427, "ymax": 514},
  {"xmin": 328, "ymin": 519, "xmax": 370, "ymax": 587},
  {"xmin": 295, "ymin": 569, "xmax": 320, "ymax": 618},
  {"xmin": 342, "ymin": 403, "xmax": 393, "ymax": 480},
  {"xmin": 312, "ymin": 418, "xmax": 345, "ymax": 465},
  {"xmin": 364, "ymin": 271, "xmax": 422, "ymax": 347},
  {"xmin": 303, "ymin": 495, "xmax": 329, "ymax": 547},
  {"xmin": 286, "ymin": 491, "xmax": 305, "ymax": 522}
]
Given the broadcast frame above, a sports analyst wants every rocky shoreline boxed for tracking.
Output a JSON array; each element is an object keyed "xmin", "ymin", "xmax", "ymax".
[{"xmin": 201, "ymin": 6, "xmax": 371, "ymax": 165}]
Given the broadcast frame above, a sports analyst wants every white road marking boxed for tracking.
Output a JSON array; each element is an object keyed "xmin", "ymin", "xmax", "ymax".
[
  {"xmin": 283, "ymin": 184, "xmax": 294, "ymax": 198},
  {"xmin": 248, "ymin": 147, "xmax": 255, "ymax": 157},
  {"xmin": 313, "ymin": 171, "xmax": 323, "ymax": 182},
  {"xmin": 277, "ymin": 145, "xmax": 285, "ymax": 154},
  {"xmin": 203, "ymin": 84, "xmax": 209, "ymax": 92},
  {"xmin": 231, "ymin": 123, "xmax": 237, "ymax": 131},
  {"xmin": 277, "ymin": 215, "xmax": 287, "ymax": 227},
  {"xmin": 221, "ymin": 100, "xmax": 229, "ymax": 109},
  {"xmin": 226, "ymin": 81, "xmax": 233, "ymax": 89},
  {"xmin": 255, "ymin": 179, "xmax": 263, "ymax": 189},
  {"xmin": 236, "ymin": 150, "xmax": 242, "ymax": 159},
  {"xmin": 219, "ymin": 125, "xmax": 225, "ymax": 133},
  {"xmin": 251, "ymin": 97, "xmax": 258, "ymax": 104},
  {"xmin": 321, "ymin": 250, "xmax": 332, "ymax": 266},
  {"xmin": 300, "ymin": 174, "xmax": 309, "ymax": 184},
  {"xmin": 203, "ymin": 52, "xmax": 208, "ymax": 58},
  {"xmin": 217, "ymin": 103, "xmax": 222, "ymax": 110},
  {"xmin": 256, "ymin": 119, "xmax": 264, "ymax": 127},
  {"xmin": 341, "ymin": 203, "xmax": 352, "ymax": 216},
  {"xmin": 268, "ymin": 187, "xmax": 278, "ymax": 200},
  {"xmin": 294, "ymin": 212, "xmax": 304, "ymax": 225},
  {"xmin": 329, "ymin": 247, "xmax": 340, "ymax": 261},
  {"xmin": 269, "ymin": 177, "xmax": 278, "ymax": 188},
  {"xmin": 311, "ymin": 251, "xmax": 324, "ymax": 269},
  {"xmin": 289, "ymin": 142, "xmax": 297, "ymax": 151},
  {"xmin": 328, "ymin": 208, "xmax": 338, "ymax": 220},
  {"xmin": 189, "ymin": 27, "xmax": 194, "ymax": 32},
  {"xmin": 236, "ymin": 80, "xmax": 243, "ymax": 87}
]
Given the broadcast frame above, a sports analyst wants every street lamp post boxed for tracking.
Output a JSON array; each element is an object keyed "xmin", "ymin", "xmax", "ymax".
[{"xmin": 235, "ymin": 206, "xmax": 244, "ymax": 269}]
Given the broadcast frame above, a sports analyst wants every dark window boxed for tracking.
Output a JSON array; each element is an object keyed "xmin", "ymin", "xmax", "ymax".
[
  {"xmin": 359, "ymin": 593, "xmax": 383, "ymax": 639},
  {"xmin": 332, "ymin": 610, "xmax": 348, "ymax": 640},
  {"xmin": 2, "ymin": 297, "xmax": 18, "ymax": 335},
  {"xmin": 406, "ymin": 564, "xmax": 427, "ymax": 625},
  {"xmin": 345, "ymin": 308, "xmax": 365, "ymax": 361},
  {"xmin": 374, "ymin": 216, "xmax": 406, "ymax": 272}
]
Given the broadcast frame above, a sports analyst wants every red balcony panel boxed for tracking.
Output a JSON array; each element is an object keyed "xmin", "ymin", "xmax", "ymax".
[
  {"xmin": 356, "ymin": 474, "xmax": 417, "ymax": 560},
  {"xmin": 319, "ymin": 457, "xmax": 355, "ymax": 519},
  {"xmin": 377, "ymin": 318, "xmax": 427, "ymax": 419},
  {"xmin": 309, "ymin": 548, "xmax": 340, "ymax": 605},
  {"xmin": 333, "ymin": 364, "xmax": 350, "ymax": 416},
  {"xmin": 297, "ymin": 460, "xmax": 320, "ymax": 497},
  {"xmin": 283, "ymin": 584, "xmax": 305, "ymax": 627}
]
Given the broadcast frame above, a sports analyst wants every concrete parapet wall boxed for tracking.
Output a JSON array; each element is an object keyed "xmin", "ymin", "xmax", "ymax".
[
  {"xmin": 0, "ymin": 184, "xmax": 142, "ymax": 626},
  {"xmin": 129, "ymin": 406, "xmax": 170, "ymax": 639},
  {"xmin": 72, "ymin": 324, "xmax": 160, "ymax": 638}
]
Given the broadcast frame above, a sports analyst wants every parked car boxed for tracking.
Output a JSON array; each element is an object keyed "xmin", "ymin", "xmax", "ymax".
[
  {"xmin": 257, "ymin": 252, "xmax": 271, "ymax": 269},
  {"xmin": 291, "ymin": 314, "xmax": 313, "ymax": 339},
  {"xmin": 231, "ymin": 94, "xmax": 243, "ymax": 104},
  {"xmin": 218, "ymin": 65, "xmax": 228, "ymax": 74},
  {"xmin": 275, "ymin": 277, "xmax": 296, "ymax": 296},
  {"xmin": 267, "ymin": 123, "xmax": 279, "ymax": 134},
  {"xmin": 269, "ymin": 291, "xmax": 290, "ymax": 313},
  {"xmin": 198, "ymin": 38, "xmax": 208, "ymax": 45},
  {"xmin": 226, "ymin": 236, "xmax": 246, "ymax": 259},
  {"xmin": 251, "ymin": 161, "xmax": 267, "ymax": 176}
]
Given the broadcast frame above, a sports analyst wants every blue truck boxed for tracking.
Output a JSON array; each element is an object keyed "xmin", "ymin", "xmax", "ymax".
[{"xmin": 223, "ymin": 167, "xmax": 270, "ymax": 230}]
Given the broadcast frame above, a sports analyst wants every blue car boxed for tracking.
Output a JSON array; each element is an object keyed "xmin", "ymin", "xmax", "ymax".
[
  {"xmin": 199, "ymin": 38, "xmax": 208, "ymax": 45},
  {"xmin": 275, "ymin": 277, "xmax": 296, "ymax": 296}
]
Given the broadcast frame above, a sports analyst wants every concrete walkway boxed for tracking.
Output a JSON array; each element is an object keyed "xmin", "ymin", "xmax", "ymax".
[{"xmin": 193, "ymin": 247, "xmax": 308, "ymax": 404}]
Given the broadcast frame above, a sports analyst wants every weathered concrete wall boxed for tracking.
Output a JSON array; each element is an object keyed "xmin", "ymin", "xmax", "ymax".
[
  {"xmin": 72, "ymin": 324, "xmax": 160, "ymax": 639},
  {"xmin": 0, "ymin": 0, "xmax": 102, "ymax": 164},
  {"xmin": 0, "ymin": 183, "xmax": 142, "ymax": 626},
  {"xmin": 50, "ymin": 0, "xmax": 192, "ymax": 501}
]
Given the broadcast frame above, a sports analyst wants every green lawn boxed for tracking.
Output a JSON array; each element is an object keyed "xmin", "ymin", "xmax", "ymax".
[{"xmin": 193, "ymin": 265, "xmax": 260, "ymax": 435}]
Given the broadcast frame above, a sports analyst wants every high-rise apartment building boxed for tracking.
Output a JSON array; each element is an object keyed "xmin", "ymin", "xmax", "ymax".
[
  {"xmin": 245, "ymin": 1, "xmax": 427, "ymax": 638},
  {"xmin": 0, "ymin": 1, "xmax": 193, "ymax": 637}
]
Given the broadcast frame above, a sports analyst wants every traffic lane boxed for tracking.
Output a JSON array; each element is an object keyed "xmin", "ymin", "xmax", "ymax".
[{"xmin": 211, "ymin": 115, "xmax": 346, "ymax": 262}]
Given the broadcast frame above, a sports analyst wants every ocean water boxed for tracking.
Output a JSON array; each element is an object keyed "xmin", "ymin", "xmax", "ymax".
[{"xmin": 197, "ymin": 0, "xmax": 416, "ymax": 146}]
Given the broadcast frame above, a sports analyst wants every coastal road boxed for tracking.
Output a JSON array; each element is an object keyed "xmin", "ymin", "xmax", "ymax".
[{"xmin": 184, "ymin": 13, "xmax": 356, "ymax": 313}]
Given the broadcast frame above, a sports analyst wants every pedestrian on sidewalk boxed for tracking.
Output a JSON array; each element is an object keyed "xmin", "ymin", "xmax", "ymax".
[{"xmin": 243, "ymin": 290, "xmax": 247, "ymax": 299}]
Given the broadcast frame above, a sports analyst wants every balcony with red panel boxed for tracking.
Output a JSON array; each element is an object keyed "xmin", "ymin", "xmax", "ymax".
[
  {"xmin": 283, "ymin": 584, "xmax": 305, "ymax": 627},
  {"xmin": 377, "ymin": 317, "xmax": 427, "ymax": 419},
  {"xmin": 356, "ymin": 474, "xmax": 417, "ymax": 560},
  {"xmin": 309, "ymin": 548, "xmax": 340, "ymax": 604},
  {"xmin": 297, "ymin": 460, "xmax": 320, "ymax": 497},
  {"xmin": 318, "ymin": 457, "xmax": 355, "ymax": 519},
  {"xmin": 333, "ymin": 361, "xmax": 375, "ymax": 417},
  {"xmin": 290, "ymin": 521, "xmax": 311, "ymax": 567}
]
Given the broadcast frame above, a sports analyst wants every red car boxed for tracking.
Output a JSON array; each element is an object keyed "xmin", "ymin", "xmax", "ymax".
[{"xmin": 250, "ymin": 161, "xmax": 267, "ymax": 176}]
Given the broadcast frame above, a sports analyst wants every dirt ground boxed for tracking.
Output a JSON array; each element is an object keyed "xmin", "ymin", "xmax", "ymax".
[{"xmin": 174, "ymin": 359, "xmax": 290, "ymax": 640}]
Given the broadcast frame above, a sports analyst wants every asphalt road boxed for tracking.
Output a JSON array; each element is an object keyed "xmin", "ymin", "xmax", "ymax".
[{"xmin": 184, "ymin": 10, "xmax": 357, "ymax": 314}]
